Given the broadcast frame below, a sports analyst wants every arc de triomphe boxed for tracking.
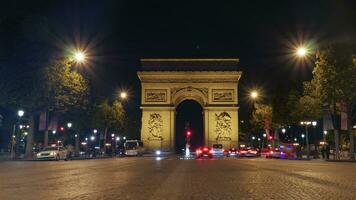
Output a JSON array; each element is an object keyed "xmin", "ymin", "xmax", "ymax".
[{"xmin": 137, "ymin": 58, "xmax": 242, "ymax": 151}]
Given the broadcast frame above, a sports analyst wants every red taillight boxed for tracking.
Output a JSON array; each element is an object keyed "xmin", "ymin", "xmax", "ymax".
[
  {"xmin": 203, "ymin": 148, "xmax": 208, "ymax": 151},
  {"xmin": 251, "ymin": 151, "xmax": 257, "ymax": 154},
  {"xmin": 270, "ymin": 151, "xmax": 274, "ymax": 154},
  {"xmin": 209, "ymin": 150, "xmax": 213, "ymax": 153}
]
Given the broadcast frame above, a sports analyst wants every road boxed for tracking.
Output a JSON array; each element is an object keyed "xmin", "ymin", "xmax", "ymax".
[{"xmin": 0, "ymin": 156, "xmax": 355, "ymax": 200}]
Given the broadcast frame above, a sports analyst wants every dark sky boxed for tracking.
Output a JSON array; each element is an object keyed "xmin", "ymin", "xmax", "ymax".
[{"xmin": 1, "ymin": 0, "xmax": 356, "ymax": 121}]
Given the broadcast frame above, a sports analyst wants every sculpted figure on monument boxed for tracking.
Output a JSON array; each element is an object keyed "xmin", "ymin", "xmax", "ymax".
[
  {"xmin": 215, "ymin": 112, "xmax": 232, "ymax": 141},
  {"xmin": 148, "ymin": 113, "xmax": 163, "ymax": 140}
]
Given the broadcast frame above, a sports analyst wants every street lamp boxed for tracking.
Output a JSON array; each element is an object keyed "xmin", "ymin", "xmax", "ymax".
[
  {"xmin": 120, "ymin": 92, "xmax": 127, "ymax": 99},
  {"xmin": 296, "ymin": 47, "xmax": 307, "ymax": 57},
  {"xmin": 282, "ymin": 128, "xmax": 286, "ymax": 133},
  {"xmin": 93, "ymin": 129, "xmax": 98, "ymax": 134},
  {"xmin": 312, "ymin": 121, "xmax": 317, "ymax": 127},
  {"xmin": 300, "ymin": 121, "xmax": 312, "ymax": 159},
  {"xmin": 250, "ymin": 91, "xmax": 258, "ymax": 99},
  {"xmin": 18, "ymin": 110, "xmax": 24, "ymax": 117},
  {"xmin": 90, "ymin": 136, "xmax": 95, "ymax": 141},
  {"xmin": 74, "ymin": 51, "xmax": 86, "ymax": 63},
  {"xmin": 67, "ymin": 122, "xmax": 72, "ymax": 128}
]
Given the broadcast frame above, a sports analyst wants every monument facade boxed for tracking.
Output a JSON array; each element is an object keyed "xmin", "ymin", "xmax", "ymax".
[{"xmin": 138, "ymin": 58, "xmax": 242, "ymax": 151}]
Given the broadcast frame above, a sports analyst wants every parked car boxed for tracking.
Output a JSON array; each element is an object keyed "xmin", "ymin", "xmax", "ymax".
[
  {"xmin": 36, "ymin": 146, "xmax": 68, "ymax": 161},
  {"xmin": 239, "ymin": 147, "xmax": 259, "ymax": 157},
  {"xmin": 211, "ymin": 144, "xmax": 225, "ymax": 157},
  {"xmin": 196, "ymin": 146, "xmax": 213, "ymax": 158},
  {"xmin": 226, "ymin": 147, "xmax": 239, "ymax": 157}
]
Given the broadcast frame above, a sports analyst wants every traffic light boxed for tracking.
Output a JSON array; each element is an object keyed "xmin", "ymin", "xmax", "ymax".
[
  {"xmin": 186, "ymin": 130, "xmax": 192, "ymax": 137},
  {"xmin": 60, "ymin": 126, "xmax": 64, "ymax": 132},
  {"xmin": 268, "ymin": 135, "xmax": 273, "ymax": 140}
]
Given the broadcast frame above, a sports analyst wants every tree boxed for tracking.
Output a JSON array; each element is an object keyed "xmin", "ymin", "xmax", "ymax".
[
  {"xmin": 299, "ymin": 45, "xmax": 356, "ymax": 159},
  {"xmin": 92, "ymin": 99, "xmax": 125, "ymax": 154},
  {"xmin": 250, "ymin": 103, "xmax": 273, "ymax": 132},
  {"xmin": 290, "ymin": 81, "xmax": 323, "ymax": 122},
  {"xmin": 0, "ymin": 58, "xmax": 89, "ymax": 158}
]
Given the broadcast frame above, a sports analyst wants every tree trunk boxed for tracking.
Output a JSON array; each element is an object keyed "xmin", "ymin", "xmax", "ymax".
[
  {"xmin": 44, "ymin": 130, "xmax": 49, "ymax": 147},
  {"xmin": 103, "ymin": 127, "xmax": 108, "ymax": 155},
  {"xmin": 347, "ymin": 104, "xmax": 355, "ymax": 160},
  {"xmin": 25, "ymin": 115, "xmax": 35, "ymax": 160},
  {"xmin": 334, "ymin": 129, "xmax": 340, "ymax": 160},
  {"xmin": 332, "ymin": 101, "xmax": 340, "ymax": 160}
]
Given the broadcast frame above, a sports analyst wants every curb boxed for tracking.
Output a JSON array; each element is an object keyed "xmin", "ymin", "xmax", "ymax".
[{"xmin": 325, "ymin": 159, "xmax": 356, "ymax": 163}]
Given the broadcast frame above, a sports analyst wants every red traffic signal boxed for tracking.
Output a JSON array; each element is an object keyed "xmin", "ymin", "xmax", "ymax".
[
  {"xmin": 268, "ymin": 136, "xmax": 273, "ymax": 140},
  {"xmin": 60, "ymin": 126, "xmax": 64, "ymax": 131},
  {"xmin": 186, "ymin": 130, "xmax": 192, "ymax": 137}
]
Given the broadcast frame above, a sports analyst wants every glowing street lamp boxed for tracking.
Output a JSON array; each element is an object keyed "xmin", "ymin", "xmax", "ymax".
[
  {"xmin": 90, "ymin": 136, "xmax": 95, "ymax": 141},
  {"xmin": 74, "ymin": 51, "xmax": 86, "ymax": 63},
  {"xmin": 282, "ymin": 128, "xmax": 286, "ymax": 133},
  {"xmin": 67, "ymin": 122, "xmax": 72, "ymax": 128},
  {"xmin": 312, "ymin": 121, "xmax": 317, "ymax": 127},
  {"xmin": 93, "ymin": 129, "xmax": 98, "ymax": 134},
  {"xmin": 18, "ymin": 110, "xmax": 24, "ymax": 117},
  {"xmin": 296, "ymin": 47, "xmax": 307, "ymax": 57},
  {"xmin": 250, "ymin": 91, "xmax": 258, "ymax": 99},
  {"xmin": 120, "ymin": 92, "xmax": 127, "ymax": 99}
]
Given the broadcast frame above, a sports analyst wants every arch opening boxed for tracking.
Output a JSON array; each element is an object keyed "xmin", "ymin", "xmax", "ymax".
[{"xmin": 175, "ymin": 100, "xmax": 204, "ymax": 153}]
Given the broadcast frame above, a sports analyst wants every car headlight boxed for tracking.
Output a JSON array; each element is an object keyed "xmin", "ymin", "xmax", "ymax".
[
  {"xmin": 37, "ymin": 153, "xmax": 41, "ymax": 156},
  {"xmin": 50, "ymin": 152, "xmax": 55, "ymax": 156}
]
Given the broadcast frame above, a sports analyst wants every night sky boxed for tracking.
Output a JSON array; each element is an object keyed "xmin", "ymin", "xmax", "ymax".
[{"xmin": 1, "ymin": 1, "xmax": 355, "ymax": 140}]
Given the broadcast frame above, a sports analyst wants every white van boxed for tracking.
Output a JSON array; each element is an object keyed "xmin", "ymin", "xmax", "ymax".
[{"xmin": 124, "ymin": 140, "xmax": 144, "ymax": 156}]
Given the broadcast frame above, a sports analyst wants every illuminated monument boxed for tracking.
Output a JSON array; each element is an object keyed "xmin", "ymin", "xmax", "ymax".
[{"xmin": 137, "ymin": 59, "xmax": 242, "ymax": 151}]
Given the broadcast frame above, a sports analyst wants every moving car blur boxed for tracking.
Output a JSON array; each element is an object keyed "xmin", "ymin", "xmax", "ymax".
[{"xmin": 196, "ymin": 146, "xmax": 213, "ymax": 158}]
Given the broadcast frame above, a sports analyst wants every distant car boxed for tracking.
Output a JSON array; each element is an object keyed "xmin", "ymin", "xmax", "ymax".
[
  {"xmin": 36, "ymin": 146, "xmax": 68, "ymax": 161},
  {"xmin": 196, "ymin": 146, "xmax": 213, "ymax": 158},
  {"xmin": 226, "ymin": 147, "xmax": 239, "ymax": 157},
  {"xmin": 239, "ymin": 147, "xmax": 259, "ymax": 157},
  {"xmin": 266, "ymin": 148, "xmax": 281, "ymax": 159},
  {"xmin": 211, "ymin": 144, "xmax": 225, "ymax": 157}
]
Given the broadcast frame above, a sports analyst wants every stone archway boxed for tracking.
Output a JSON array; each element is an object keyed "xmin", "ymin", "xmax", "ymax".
[{"xmin": 138, "ymin": 58, "xmax": 242, "ymax": 152}]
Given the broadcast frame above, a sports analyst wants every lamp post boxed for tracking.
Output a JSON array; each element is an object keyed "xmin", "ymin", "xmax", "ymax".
[
  {"xmin": 262, "ymin": 133, "xmax": 266, "ymax": 149},
  {"xmin": 300, "ymin": 121, "xmax": 314, "ymax": 159},
  {"xmin": 11, "ymin": 110, "xmax": 25, "ymax": 159}
]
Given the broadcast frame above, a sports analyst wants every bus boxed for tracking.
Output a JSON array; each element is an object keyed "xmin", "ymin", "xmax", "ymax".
[{"xmin": 124, "ymin": 140, "xmax": 144, "ymax": 156}]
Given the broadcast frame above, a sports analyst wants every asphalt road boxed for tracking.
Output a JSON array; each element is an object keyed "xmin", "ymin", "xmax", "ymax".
[{"xmin": 0, "ymin": 156, "xmax": 355, "ymax": 200}]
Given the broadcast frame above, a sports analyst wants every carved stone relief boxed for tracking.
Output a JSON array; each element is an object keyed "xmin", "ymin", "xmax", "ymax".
[
  {"xmin": 148, "ymin": 113, "xmax": 163, "ymax": 140},
  {"xmin": 145, "ymin": 89, "xmax": 167, "ymax": 102},
  {"xmin": 215, "ymin": 112, "xmax": 232, "ymax": 141},
  {"xmin": 212, "ymin": 89, "xmax": 234, "ymax": 102}
]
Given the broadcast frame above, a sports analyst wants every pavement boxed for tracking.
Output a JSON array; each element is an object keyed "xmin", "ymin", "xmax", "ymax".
[{"xmin": 0, "ymin": 156, "xmax": 355, "ymax": 200}]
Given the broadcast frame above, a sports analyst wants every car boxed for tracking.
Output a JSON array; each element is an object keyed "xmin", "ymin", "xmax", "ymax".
[
  {"xmin": 226, "ymin": 147, "xmax": 239, "ymax": 157},
  {"xmin": 211, "ymin": 143, "xmax": 225, "ymax": 157},
  {"xmin": 265, "ymin": 148, "xmax": 281, "ymax": 159},
  {"xmin": 239, "ymin": 147, "xmax": 259, "ymax": 157},
  {"xmin": 36, "ymin": 146, "xmax": 68, "ymax": 161},
  {"xmin": 196, "ymin": 146, "xmax": 213, "ymax": 158}
]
